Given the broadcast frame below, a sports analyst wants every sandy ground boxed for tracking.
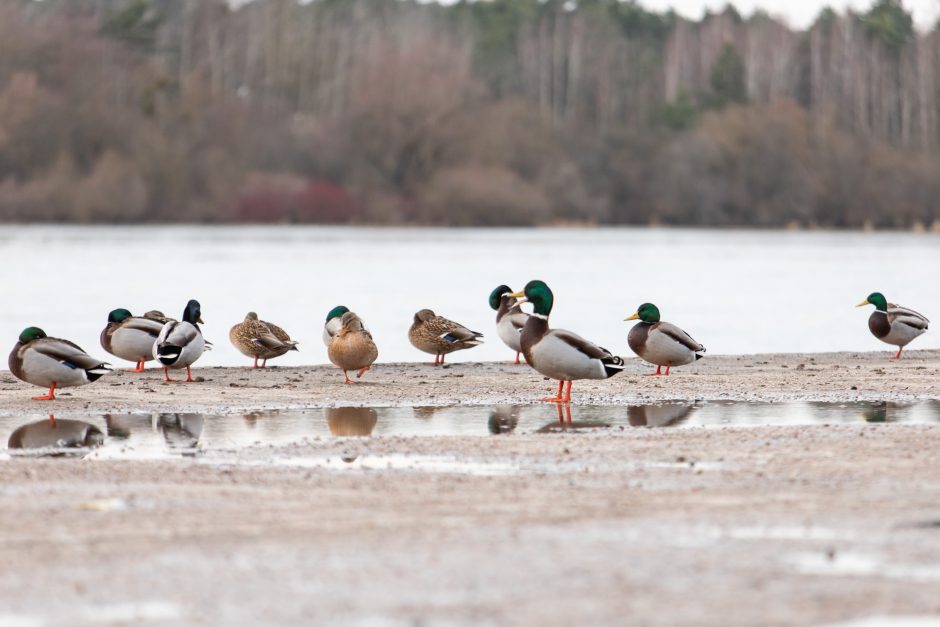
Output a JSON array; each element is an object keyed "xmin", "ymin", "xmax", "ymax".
[
  {"xmin": 0, "ymin": 350, "xmax": 938, "ymax": 415},
  {"xmin": 0, "ymin": 352, "xmax": 939, "ymax": 626}
]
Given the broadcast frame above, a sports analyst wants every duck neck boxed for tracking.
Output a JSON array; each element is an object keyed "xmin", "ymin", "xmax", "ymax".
[{"xmin": 496, "ymin": 296, "xmax": 512, "ymax": 321}]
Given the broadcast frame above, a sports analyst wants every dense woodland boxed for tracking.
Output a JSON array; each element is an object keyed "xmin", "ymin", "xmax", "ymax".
[{"xmin": 2, "ymin": 0, "xmax": 940, "ymax": 227}]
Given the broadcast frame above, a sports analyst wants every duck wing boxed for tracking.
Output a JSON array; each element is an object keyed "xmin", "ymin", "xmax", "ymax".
[
  {"xmin": 550, "ymin": 329, "xmax": 614, "ymax": 360},
  {"xmin": 262, "ymin": 320, "xmax": 299, "ymax": 349},
  {"xmin": 158, "ymin": 321, "xmax": 200, "ymax": 347},
  {"xmin": 507, "ymin": 311, "xmax": 528, "ymax": 331},
  {"xmin": 655, "ymin": 322, "xmax": 705, "ymax": 352},
  {"xmin": 431, "ymin": 317, "xmax": 483, "ymax": 344},
  {"xmin": 32, "ymin": 338, "xmax": 109, "ymax": 370},
  {"xmin": 123, "ymin": 317, "xmax": 166, "ymax": 337},
  {"xmin": 887, "ymin": 304, "xmax": 929, "ymax": 330}
]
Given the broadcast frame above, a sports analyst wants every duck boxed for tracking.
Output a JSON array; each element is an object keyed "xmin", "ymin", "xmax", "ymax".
[
  {"xmin": 8, "ymin": 327, "xmax": 112, "ymax": 400},
  {"xmin": 509, "ymin": 280, "xmax": 624, "ymax": 402},
  {"xmin": 100, "ymin": 308, "xmax": 169, "ymax": 372},
  {"xmin": 326, "ymin": 407, "xmax": 378, "ymax": 436},
  {"xmin": 8, "ymin": 416, "xmax": 105, "ymax": 450},
  {"xmin": 153, "ymin": 299, "xmax": 210, "ymax": 382},
  {"xmin": 323, "ymin": 305, "xmax": 351, "ymax": 347},
  {"xmin": 143, "ymin": 310, "xmax": 174, "ymax": 323},
  {"xmin": 408, "ymin": 309, "xmax": 483, "ymax": 365},
  {"xmin": 229, "ymin": 312, "xmax": 299, "ymax": 368},
  {"xmin": 856, "ymin": 292, "xmax": 929, "ymax": 359},
  {"xmin": 625, "ymin": 303, "xmax": 705, "ymax": 375},
  {"xmin": 328, "ymin": 311, "xmax": 378, "ymax": 383},
  {"xmin": 489, "ymin": 285, "xmax": 529, "ymax": 364}
]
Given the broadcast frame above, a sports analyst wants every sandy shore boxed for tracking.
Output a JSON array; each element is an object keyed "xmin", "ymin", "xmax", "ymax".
[
  {"xmin": 1, "ymin": 351, "xmax": 939, "ymax": 625},
  {"xmin": 0, "ymin": 350, "xmax": 938, "ymax": 415},
  {"xmin": 0, "ymin": 424, "xmax": 938, "ymax": 625}
]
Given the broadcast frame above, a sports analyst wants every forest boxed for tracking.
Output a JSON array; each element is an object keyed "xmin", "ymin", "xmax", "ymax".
[{"xmin": 1, "ymin": 0, "xmax": 940, "ymax": 228}]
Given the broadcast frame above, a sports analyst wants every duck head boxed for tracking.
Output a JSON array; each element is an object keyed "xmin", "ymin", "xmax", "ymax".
[
  {"xmin": 511, "ymin": 280, "xmax": 553, "ymax": 317},
  {"xmin": 107, "ymin": 309, "xmax": 133, "ymax": 323},
  {"xmin": 183, "ymin": 299, "xmax": 204, "ymax": 325},
  {"xmin": 20, "ymin": 327, "xmax": 46, "ymax": 344},
  {"xmin": 414, "ymin": 309, "xmax": 436, "ymax": 324},
  {"xmin": 856, "ymin": 292, "xmax": 888, "ymax": 312},
  {"xmin": 488, "ymin": 285, "xmax": 515, "ymax": 311},
  {"xmin": 625, "ymin": 303, "xmax": 660, "ymax": 323},
  {"xmin": 18, "ymin": 327, "xmax": 47, "ymax": 344},
  {"xmin": 326, "ymin": 305, "xmax": 350, "ymax": 323},
  {"xmin": 340, "ymin": 311, "xmax": 366, "ymax": 332}
]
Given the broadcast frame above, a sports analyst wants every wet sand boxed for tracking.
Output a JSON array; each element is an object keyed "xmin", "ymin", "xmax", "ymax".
[
  {"xmin": 1, "ymin": 351, "xmax": 939, "ymax": 625},
  {"xmin": 0, "ymin": 350, "xmax": 938, "ymax": 415}
]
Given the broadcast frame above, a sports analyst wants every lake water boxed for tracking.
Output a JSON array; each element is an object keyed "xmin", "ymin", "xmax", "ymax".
[{"xmin": 0, "ymin": 225, "xmax": 936, "ymax": 366}]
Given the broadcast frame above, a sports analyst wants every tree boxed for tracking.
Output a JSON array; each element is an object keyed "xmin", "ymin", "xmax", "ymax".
[{"xmin": 707, "ymin": 44, "xmax": 747, "ymax": 108}]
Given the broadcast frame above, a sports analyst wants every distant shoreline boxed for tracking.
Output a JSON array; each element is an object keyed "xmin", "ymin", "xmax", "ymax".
[{"xmin": 0, "ymin": 222, "xmax": 939, "ymax": 234}]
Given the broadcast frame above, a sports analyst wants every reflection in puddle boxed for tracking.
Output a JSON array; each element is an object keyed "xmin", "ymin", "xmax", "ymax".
[
  {"xmin": 1, "ymin": 400, "xmax": 937, "ymax": 460},
  {"xmin": 628, "ymin": 403, "xmax": 696, "ymax": 427},
  {"xmin": 788, "ymin": 550, "xmax": 940, "ymax": 582},
  {"xmin": 8, "ymin": 417, "xmax": 104, "ymax": 456},
  {"xmin": 158, "ymin": 414, "xmax": 204, "ymax": 454},
  {"xmin": 326, "ymin": 407, "xmax": 378, "ymax": 436}
]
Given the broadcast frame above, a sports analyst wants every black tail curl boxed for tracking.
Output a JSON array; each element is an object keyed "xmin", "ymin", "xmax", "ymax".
[
  {"xmin": 602, "ymin": 354, "xmax": 625, "ymax": 378},
  {"xmin": 156, "ymin": 343, "xmax": 182, "ymax": 366}
]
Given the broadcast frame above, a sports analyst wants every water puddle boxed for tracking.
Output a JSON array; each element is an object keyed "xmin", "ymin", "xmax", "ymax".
[
  {"xmin": 0, "ymin": 400, "xmax": 936, "ymax": 460},
  {"xmin": 788, "ymin": 550, "xmax": 940, "ymax": 582}
]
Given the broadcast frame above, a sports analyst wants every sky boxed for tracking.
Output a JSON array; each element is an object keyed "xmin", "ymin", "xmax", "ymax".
[{"xmin": 637, "ymin": 0, "xmax": 938, "ymax": 28}]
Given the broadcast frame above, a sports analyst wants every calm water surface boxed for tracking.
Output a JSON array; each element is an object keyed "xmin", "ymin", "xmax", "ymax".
[
  {"xmin": 2, "ymin": 401, "xmax": 938, "ymax": 459},
  {"xmin": 0, "ymin": 226, "xmax": 937, "ymax": 365}
]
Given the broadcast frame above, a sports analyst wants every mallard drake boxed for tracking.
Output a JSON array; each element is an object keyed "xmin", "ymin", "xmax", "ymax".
[
  {"xmin": 229, "ymin": 312, "xmax": 299, "ymax": 368},
  {"xmin": 408, "ymin": 309, "xmax": 483, "ymax": 365},
  {"xmin": 856, "ymin": 292, "xmax": 929, "ymax": 359},
  {"xmin": 323, "ymin": 305, "xmax": 351, "ymax": 347},
  {"xmin": 625, "ymin": 303, "xmax": 705, "ymax": 376},
  {"xmin": 8, "ymin": 417, "xmax": 105, "ymax": 450},
  {"xmin": 153, "ymin": 299, "xmax": 210, "ymax": 382},
  {"xmin": 328, "ymin": 311, "xmax": 378, "ymax": 383},
  {"xmin": 627, "ymin": 403, "xmax": 696, "ymax": 427},
  {"xmin": 8, "ymin": 327, "xmax": 112, "ymax": 400},
  {"xmin": 100, "ymin": 308, "xmax": 168, "ymax": 372},
  {"xmin": 489, "ymin": 285, "xmax": 529, "ymax": 364},
  {"xmin": 509, "ymin": 280, "xmax": 624, "ymax": 402}
]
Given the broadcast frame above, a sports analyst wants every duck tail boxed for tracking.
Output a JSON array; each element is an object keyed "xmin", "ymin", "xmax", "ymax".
[
  {"xmin": 85, "ymin": 363, "xmax": 112, "ymax": 382},
  {"xmin": 602, "ymin": 355, "xmax": 625, "ymax": 378},
  {"xmin": 156, "ymin": 343, "xmax": 182, "ymax": 366}
]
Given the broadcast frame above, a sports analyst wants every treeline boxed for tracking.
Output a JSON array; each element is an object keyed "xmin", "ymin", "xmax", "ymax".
[{"xmin": 1, "ymin": 0, "xmax": 940, "ymax": 227}]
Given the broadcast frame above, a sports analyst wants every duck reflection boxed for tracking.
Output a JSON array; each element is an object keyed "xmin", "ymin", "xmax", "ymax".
[
  {"xmin": 8, "ymin": 416, "xmax": 104, "ymax": 452},
  {"xmin": 628, "ymin": 403, "xmax": 696, "ymax": 428},
  {"xmin": 103, "ymin": 413, "xmax": 154, "ymax": 440},
  {"xmin": 242, "ymin": 411, "xmax": 265, "ymax": 428},
  {"xmin": 412, "ymin": 406, "xmax": 443, "ymax": 420},
  {"xmin": 156, "ymin": 413, "xmax": 204, "ymax": 450},
  {"xmin": 488, "ymin": 406, "xmax": 520, "ymax": 434},
  {"xmin": 535, "ymin": 404, "xmax": 611, "ymax": 433},
  {"xmin": 327, "ymin": 407, "xmax": 378, "ymax": 436}
]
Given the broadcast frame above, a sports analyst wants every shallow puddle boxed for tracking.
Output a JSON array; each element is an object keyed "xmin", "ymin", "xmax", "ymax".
[{"xmin": 0, "ymin": 400, "xmax": 937, "ymax": 459}]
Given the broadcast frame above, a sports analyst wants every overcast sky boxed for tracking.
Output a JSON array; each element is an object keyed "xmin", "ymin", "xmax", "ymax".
[{"xmin": 637, "ymin": 0, "xmax": 938, "ymax": 28}]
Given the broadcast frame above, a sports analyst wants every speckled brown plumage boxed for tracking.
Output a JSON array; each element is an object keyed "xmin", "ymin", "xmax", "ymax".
[
  {"xmin": 328, "ymin": 312, "xmax": 378, "ymax": 383},
  {"xmin": 229, "ymin": 312, "xmax": 298, "ymax": 368},
  {"xmin": 408, "ymin": 308, "xmax": 483, "ymax": 365}
]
